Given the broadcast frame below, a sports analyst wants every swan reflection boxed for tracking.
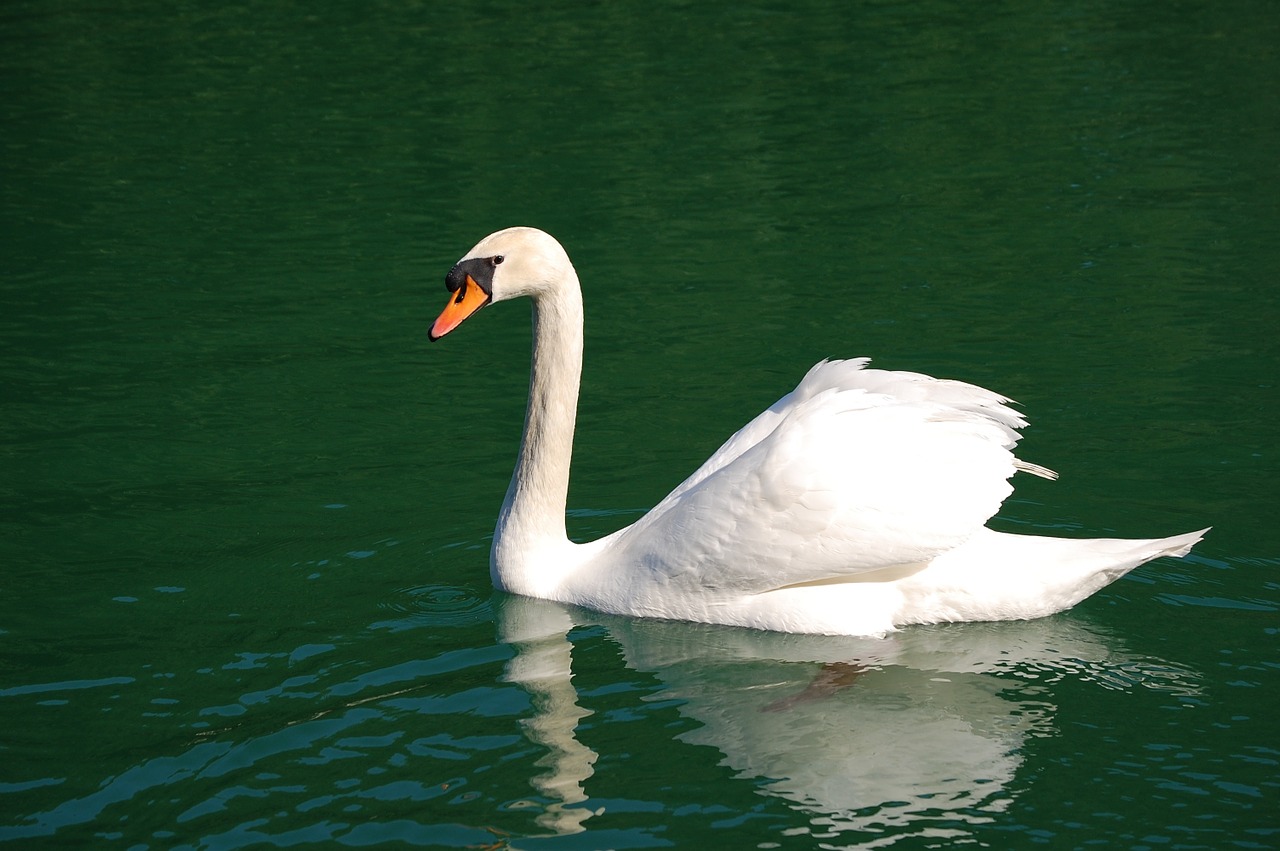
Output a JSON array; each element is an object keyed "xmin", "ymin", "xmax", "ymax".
[{"xmin": 497, "ymin": 595, "xmax": 1197, "ymax": 844}]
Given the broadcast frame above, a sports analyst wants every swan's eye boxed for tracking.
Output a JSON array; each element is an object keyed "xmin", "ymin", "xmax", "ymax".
[{"xmin": 492, "ymin": 255, "xmax": 505, "ymax": 266}]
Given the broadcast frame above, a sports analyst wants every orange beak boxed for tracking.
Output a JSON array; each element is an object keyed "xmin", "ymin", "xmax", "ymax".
[{"xmin": 429, "ymin": 274, "xmax": 491, "ymax": 341}]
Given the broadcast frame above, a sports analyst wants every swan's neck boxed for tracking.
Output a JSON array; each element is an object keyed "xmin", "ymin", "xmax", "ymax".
[{"xmin": 491, "ymin": 274, "xmax": 585, "ymax": 590}]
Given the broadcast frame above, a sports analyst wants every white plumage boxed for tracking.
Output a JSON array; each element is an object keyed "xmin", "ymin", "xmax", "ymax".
[{"xmin": 430, "ymin": 226, "xmax": 1207, "ymax": 636}]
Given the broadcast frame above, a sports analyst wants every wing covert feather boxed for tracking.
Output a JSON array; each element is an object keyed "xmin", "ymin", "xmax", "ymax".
[{"xmin": 606, "ymin": 359, "xmax": 1034, "ymax": 595}]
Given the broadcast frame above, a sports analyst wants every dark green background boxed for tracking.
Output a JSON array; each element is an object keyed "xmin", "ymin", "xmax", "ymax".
[{"xmin": 3, "ymin": 0, "xmax": 1277, "ymax": 847}]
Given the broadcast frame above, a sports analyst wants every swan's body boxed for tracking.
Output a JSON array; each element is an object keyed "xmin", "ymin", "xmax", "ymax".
[{"xmin": 430, "ymin": 227, "xmax": 1206, "ymax": 637}]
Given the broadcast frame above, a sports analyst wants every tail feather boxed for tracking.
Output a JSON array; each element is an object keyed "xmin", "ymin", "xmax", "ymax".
[
  {"xmin": 1151, "ymin": 527, "xmax": 1210, "ymax": 560},
  {"xmin": 897, "ymin": 527, "xmax": 1210, "ymax": 626}
]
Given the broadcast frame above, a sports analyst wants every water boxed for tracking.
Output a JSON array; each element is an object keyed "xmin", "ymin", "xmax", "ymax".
[{"xmin": 3, "ymin": 0, "xmax": 1278, "ymax": 847}]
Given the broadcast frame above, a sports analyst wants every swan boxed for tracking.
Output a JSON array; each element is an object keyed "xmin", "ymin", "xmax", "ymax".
[{"xmin": 429, "ymin": 226, "xmax": 1207, "ymax": 636}]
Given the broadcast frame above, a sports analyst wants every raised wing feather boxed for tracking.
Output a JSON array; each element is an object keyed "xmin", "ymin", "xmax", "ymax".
[{"xmin": 603, "ymin": 359, "xmax": 1044, "ymax": 596}]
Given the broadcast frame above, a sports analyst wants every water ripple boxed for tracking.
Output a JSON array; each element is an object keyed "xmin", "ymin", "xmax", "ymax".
[{"xmin": 370, "ymin": 584, "xmax": 493, "ymax": 633}]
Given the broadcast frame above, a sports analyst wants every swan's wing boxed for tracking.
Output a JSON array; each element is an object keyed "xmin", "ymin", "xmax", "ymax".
[
  {"xmin": 653, "ymin": 359, "xmax": 1045, "ymax": 509},
  {"xmin": 607, "ymin": 359, "xmax": 1048, "ymax": 596}
]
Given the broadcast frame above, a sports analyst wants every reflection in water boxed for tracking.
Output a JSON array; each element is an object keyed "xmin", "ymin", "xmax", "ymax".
[
  {"xmin": 496, "ymin": 596, "xmax": 1198, "ymax": 846},
  {"xmin": 498, "ymin": 600, "xmax": 599, "ymax": 835}
]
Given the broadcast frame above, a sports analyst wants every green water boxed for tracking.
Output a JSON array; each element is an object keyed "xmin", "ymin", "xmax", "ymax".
[{"xmin": 3, "ymin": 0, "xmax": 1278, "ymax": 847}]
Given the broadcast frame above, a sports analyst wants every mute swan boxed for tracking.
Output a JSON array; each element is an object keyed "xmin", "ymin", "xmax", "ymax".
[{"xmin": 429, "ymin": 227, "xmax": 1207, "ymax": 636}]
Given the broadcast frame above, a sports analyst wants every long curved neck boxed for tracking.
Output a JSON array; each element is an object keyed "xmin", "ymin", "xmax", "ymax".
[{"xmin": 491, "ymin": 272, "xmax": 584, "ymax": 589}]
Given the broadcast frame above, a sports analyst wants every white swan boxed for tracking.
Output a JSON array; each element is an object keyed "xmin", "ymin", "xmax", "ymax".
[{"xmin": 430, "ymin": 227, "xmax": 1207, "ymax": 636}]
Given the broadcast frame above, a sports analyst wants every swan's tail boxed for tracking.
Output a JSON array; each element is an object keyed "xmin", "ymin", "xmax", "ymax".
[
  {"xmin": 1142, "ymin": 527, "xmax": 1210, "ymax": 560},
  {"xmin": 898, "ymin": 527, "xmax": 1210, "ymax": 626}
]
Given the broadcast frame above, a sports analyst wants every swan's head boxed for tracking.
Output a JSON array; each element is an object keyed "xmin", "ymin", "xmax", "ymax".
[{"xmin": 429, "ymin": 227, "xmax": 573, "ymax": 341}]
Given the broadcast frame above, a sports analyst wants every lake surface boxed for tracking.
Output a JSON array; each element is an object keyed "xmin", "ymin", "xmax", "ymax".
[{"xmin": 3, "ymin": 0, "xmax": 1278, "ymax": 847}]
